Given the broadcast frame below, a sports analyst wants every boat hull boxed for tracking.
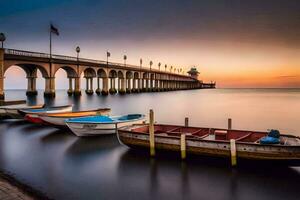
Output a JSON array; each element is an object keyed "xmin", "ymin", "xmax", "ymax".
[
  {"xmin": 24, "ymin": 106, "xmax": 73, "ymax": 124},
  {"xmin": 118, "ymin": 125, "xmax": 300, "ymax": 162},
  {"xmin": 39, "ymin": 109, "xmax": 111, "ymax": 127},
  {"xmin": 67, "ymin": 119, "xmax": 145, "ymax": 137},
  {"xmin": 0, "ymin": 104, "xmax": 44, "ymax": 119}
]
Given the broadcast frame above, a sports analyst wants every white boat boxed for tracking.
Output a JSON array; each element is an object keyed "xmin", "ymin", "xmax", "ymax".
[
  {"xmin": 20, "ymin": 105, "xmax": 73, "ymax": 123},
  {"xmin": 39, "ymin": 108, "xmax": 111, "ymax": 127},
  {"xmin": 0, "ymin": 104, "xmax": 44, "ymax": 119},
  {"xmin": 65, "ymin": 114, "xmax": 146, "ymax": 137}
]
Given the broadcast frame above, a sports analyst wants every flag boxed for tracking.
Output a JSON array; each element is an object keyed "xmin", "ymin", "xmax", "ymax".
[
  {"xmin": 50, "ymin": 24, "xmax": 59, "ymax": 36},
  {"xmin": 124, "ymin": 55, "xmax": 127, "ymax": 60},
  {"xmin": 107, "ymin": 51, "xmax": 111, "ymax": 57}
]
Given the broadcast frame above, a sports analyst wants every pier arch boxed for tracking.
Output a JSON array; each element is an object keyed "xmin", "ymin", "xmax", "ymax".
[
  {"xmin": 83, "ymin": 68, "xmax": 96, "ymax": 94},
  {"xmin": 125, "ymin": 71, "xmax": 133, "ymax": 93},
  {"xmin": 3, "ymin": 64, "xmax": 48, "ymax": 96},
  {"xmin": 96, "ymin": 68, "xmax": 108, "ymax": 95},
  {"xmin": 54, "ymin": 66, "xmax": 78, "ymax": 95},
  {"xmin": 108, "ymin": 70, "xmax": 117, "ymax": 94}
]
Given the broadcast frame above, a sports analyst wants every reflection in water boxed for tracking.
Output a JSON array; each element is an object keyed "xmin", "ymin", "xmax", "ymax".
[{"xmin": 0, "ymin": 89, "xmax": 299, "ymax": 199}]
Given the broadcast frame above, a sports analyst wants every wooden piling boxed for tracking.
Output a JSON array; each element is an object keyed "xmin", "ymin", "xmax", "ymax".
[
  {"xmin": 180, "ymin": 134, "xmax": 186, "ymax": 159},
  {"xmin": 230, "ymin": 139, "xmax": 237, "ymax": 166},
  {"xmin": 228, "ymin": 118, "xmax": 232, "ymax": 130},
  {"xmin": 149, "ymin": 109, "xmax": 155, "ymax": 156},
  {"xmin": 184, "ymin": 117, "xmax": 189, "ymax": 127}
]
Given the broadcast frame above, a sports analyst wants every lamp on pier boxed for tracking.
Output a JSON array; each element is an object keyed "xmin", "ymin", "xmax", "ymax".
[
  {"xmin": 164, "ymin": 64, "xmax": 167, "ymax": 72},
  {"xmin": 76, "ymin": 46, "xmax": 80, "ymax": 61},
  {"xmin": 158, "ymin": 62, "xmax": 161, "ymax": 71},
  {"xmin": 150, "ymin": 61, "xmax": 153, "ymax": 71},
  {"xmin": 0, "ymin": 33, "xmax": 6, "ymax": 49},
  {"xmin": 124, "ymin": 55, "xmax": 127, "ymax": 66}
]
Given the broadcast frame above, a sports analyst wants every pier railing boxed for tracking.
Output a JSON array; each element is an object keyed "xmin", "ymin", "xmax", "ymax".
[{"xmin": 4, "ymin": 48, "xmax": 188, "ymax": 77}]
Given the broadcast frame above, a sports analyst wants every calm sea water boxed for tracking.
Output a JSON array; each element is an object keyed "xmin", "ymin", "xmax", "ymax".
[{"xmin": 0, "ymin": 89, "xmax": 300, "ymax": 200}]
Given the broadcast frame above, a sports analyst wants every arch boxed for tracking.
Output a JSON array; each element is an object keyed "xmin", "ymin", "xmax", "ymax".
[
  {"xmin": 117, "ymin": 71, "xmax": 124, "ymax": 79},
  {"xmin": 143, "ymin": 72, "xmax": 148, "ymax": 79},
  {"xmin": 150, "ymin": 73, "xmax": 155, "ymax": 79},
  {"xmin": 133, "ymin": 72, "xmax": 139, "ymax": 79},
  {"xmin": 109, "ymin": 70, "xmax": 117, "ymax": 78},
  {"xmin": 126, "ymin": 71, "xmax": 133, "ymax": 79},
  {"xmin": 97, "ymin": 68, "xmax": 107, "ymax": 78},
  {"xmin": 54, "ymin": 66, "xmax": 78, "ymax": 78},
  {"xmin": 83, "ymin": 68, "xmax": 96, "ymax": 78},
  {"xmin": 4, "ymin": 63, "xmax": 49, "ymax": 78}
]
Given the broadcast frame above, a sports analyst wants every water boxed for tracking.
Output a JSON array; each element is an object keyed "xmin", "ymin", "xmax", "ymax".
[{"xmin": 0, "ymin": 89, "xmax": 300, "ymax": 200}]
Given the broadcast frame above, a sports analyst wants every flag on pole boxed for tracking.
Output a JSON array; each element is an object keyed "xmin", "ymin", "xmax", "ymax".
[
  {"xmin": 107, "ymin": 51, "xmax": 111, "ymax": 57},
  {"xmin": 50, "ymin": 24, "xmax": 59, "ymax": 36}
]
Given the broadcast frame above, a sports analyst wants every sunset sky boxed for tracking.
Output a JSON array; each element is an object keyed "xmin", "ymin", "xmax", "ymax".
[{"xmin": 1, "ymin": 0, "xmax": 299, "ymax": 88}]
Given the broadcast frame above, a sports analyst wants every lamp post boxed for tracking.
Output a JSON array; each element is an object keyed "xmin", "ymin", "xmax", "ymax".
[
  {"xmin": 76, "ymin": 46, "xmax": 80, "ymax": 61},
  {"xmin": 165, "ymin": 64, "xmax": 167, "ymax": 72},
  {"xmin": 150, "ymin": 61, "xmax": 153, "ymax": 71},
  {"xmin": 158, "ymin": 62, "xmax": 161, "ymax": 71},
  {"xmin": 124, "ymin": 55, "xmax": 127, "ymax": 66},
  {"xmin": 0, "ymin": 33, "xmax": 6, "ymax": 48}
]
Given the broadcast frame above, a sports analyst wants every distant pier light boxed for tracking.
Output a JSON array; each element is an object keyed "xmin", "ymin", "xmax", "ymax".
[
  {"xmin": 158, "ymin": 62, "xmax": 161, "ymax": 71},
  {"xmin": 0, "ymin": 33, "xmax": 6, "ymax": 48},
  {"xmin": 124, "ymin": 55, "xmax": 127, "ymax": 66},
  {"xmin": 164, "ymin": 64, "xmax": 167, "ymax": 72},
  {"xmin": 187, "ymin": 67, "xmax": 200, "ymax": 79},
  {"xmin": 150, "ymin": 61, "xmax": 153, "ymax": 71}
]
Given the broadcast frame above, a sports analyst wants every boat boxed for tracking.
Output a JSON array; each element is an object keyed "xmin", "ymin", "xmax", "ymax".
[
  {"xmin": 65, "ymin": 114, "xmax": 145, "ymax": 137},
  {"xmin": 0, "ymin": 104, "xmax": 45, "ymax": 119},
  {"xmin": 117, "ymin": 124, "xmax": 300, "ymax": 164},
  {"xmin": 20, "ymin": 105, "xmax": 73, "ymax": 124},
  {"xmin": 38, "ymin": 108, "xmax": 111, "ymax": 127}
]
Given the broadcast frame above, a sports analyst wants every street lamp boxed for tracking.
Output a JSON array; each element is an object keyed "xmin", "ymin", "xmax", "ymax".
[
  {"xmin": 0, "ymin": 33, "xmax": 6, "ymax": 48},
  {"xmin": 76, "ymin": 46, "xmax": 80, "ymax": 61},
  {"xmin": 165, "ymin": 64, "xmax": 167, "ymax": 72},
  {"xmin": 124, "ymin": 55, "xmax": 127, "ymax": 66},
  {"xmin": 158, "ymin": 62, "xmax": 161, "ymax": 71},
  {"xmin": 150, "ymin": 61, "xmax": 153, "ymax": 71}
]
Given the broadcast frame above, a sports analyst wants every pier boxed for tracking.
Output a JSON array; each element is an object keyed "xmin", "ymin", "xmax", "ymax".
[{"xmin": 0, "ymin": 48, "xmax": 215, "ymax": 99}]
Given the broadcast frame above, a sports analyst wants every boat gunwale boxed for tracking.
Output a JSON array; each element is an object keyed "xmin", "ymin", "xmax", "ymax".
[
  {"xmin": 118, "ymin": 124, "xmax": 300, "ymax": 148},
  {"xmin": 38, "ymin": 108, "xmax": 111, "ymax": 118},
  {"xmin": 18, "ymin": 105, "xmax": 73, "ymax": 115},
  {"xmin": 65, "ymin": 114, "xmax": 146, "ymax": 125}
]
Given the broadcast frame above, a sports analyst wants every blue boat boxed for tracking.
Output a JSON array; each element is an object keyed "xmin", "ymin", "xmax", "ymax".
[{"xmin": 65, "ymin": 114, "xmax": 145, "ymax": 137}]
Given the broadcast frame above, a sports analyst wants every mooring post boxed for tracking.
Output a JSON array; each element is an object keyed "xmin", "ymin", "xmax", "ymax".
[
  {"xmin": 230, "ymin": 139, "xmax": 237, "ymax": 166},
  {"xmin": 228, "ymin": 118, "xmax": 232, "ymax": 130},
  {"xmin": 185, "ymin": 117, "xmax": 189, "ymax": 127},
  {"xmin": 149, "ymin": 109, "xmax": 155, "ymax": 157},
  {"xmin": 181, "ymin": 134, "xmax": 186, "ymax": 159}
]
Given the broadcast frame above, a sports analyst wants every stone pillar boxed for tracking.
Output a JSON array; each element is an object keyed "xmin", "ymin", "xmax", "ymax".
[
  {"xmin": 67, "ymin": 78, "xmax": 73, "ymax": 95},
  {"xmin": 85, "ymin": 78, "xmax": 93, "ymax": 94},
  {"xmin": 109, "ymin": 78, "xmax": 117, "ymax": 94},
  {"xmin": 0, "ymin": 49, "xmax": 4, "ymax": 100},
  {"xmin": 145, "ymin": 79, "xmax": 149, "ymax": 92},
  {"xmin": 101, "ymin": 77, "xmax": 109, "ymax": 95},
  {"xmin": 96, "ymin": 77, "xmax": 101, "ymax": 94},
  {"xmin": 154, "ymin": 79, "xmax": 159, "ymax": 92},
  {"xmin": 126, "ymin": 79, "xmax": 131, "ymax": 93},
  {"xmin": 132, "ymin": 79, "xmax": 137, "ymax": 93},
  {"xmin": 119, "ymin": 78, "xmax": 126, "ymax": 94},
  {"xmin": 74, "ymin": 77, "xmax": 81, "ymax": 96},
  {"xmin": 26, "ymin": 76, "xmax": 38, "ymax": 96},
  {"xmin": 44, "ymin": 77, "xmax": 55, "ymax": 97}
]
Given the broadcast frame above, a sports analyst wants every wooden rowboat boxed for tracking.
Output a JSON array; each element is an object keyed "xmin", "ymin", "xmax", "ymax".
[
  {"xmin": 0, "ymin": 104, "xmax": 45, "ymax": 119},
  {"xmin": 66, "ymin": 114, "xmax": 145, "ymax": 137},
  {"xmin": 20, "ymin": 105, "xmax": 73, "ymax": 123},
  {"xmin": 38, "ymin": 108, "xmax": 111, "ymax": 127},
  {"xmin": 117, "ymin": 124, "xmax": 300, "ymax": 164}
]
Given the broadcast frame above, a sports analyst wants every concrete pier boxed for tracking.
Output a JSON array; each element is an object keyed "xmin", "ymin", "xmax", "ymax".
[{"xmin": 0, "ymin": 48, "xmax": 216, "ymax": 99}]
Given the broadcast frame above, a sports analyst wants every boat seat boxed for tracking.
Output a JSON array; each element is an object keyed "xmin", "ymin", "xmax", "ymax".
[{"xmin": 215, "ymin": 130, "xmax": 227, "ymax": 140}]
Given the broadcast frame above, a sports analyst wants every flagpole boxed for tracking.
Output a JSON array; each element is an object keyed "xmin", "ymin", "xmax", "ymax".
[{"xmin": 50, "ymin": 26, "xmax": 52, "ymax": 59}]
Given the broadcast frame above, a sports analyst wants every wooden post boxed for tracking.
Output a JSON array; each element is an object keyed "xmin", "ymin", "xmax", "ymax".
[
  {"xmin": 228, "ymin": 118, "xmax": 232, "ymax": 130},
  {"xmin": 230, "ymin": 139, "xmax": 237, "ymax": 166},
  {"xmin": 185, "ymin": 117, "xmax": 189, "ymax": 127},
  {"xmin": 149, "ymin": 109, "xmax": 155, "ymax": 156},
  {"xmin": 181, "ymin": 134, "xmax": 186, "ymax": 159}
]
